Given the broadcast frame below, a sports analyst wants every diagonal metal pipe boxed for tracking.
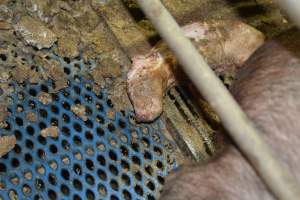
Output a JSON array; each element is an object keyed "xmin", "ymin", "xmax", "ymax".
[
  {"xmin": 275, "ymin": 0, "xmax": 300, "ymax": 30},
  {"xmin": 135, "ymin": 0, "xmax": 300, "ymax": 199}
]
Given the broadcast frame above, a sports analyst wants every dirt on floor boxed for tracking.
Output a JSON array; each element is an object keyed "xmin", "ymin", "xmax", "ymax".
[
  {"xmin": 0, "ymin": 0, "xmax": 293, "ymax": 159},
  {"xmin": 0, "ymin": 135, "xmax": 16, "ymax": 158},
  {"xmin": 40, "ymin": 126, "xmax": 59, "ymax": 138},
  {"xmin": 71, "ymin": 104, "xmax": 88, "ymax": 121}
]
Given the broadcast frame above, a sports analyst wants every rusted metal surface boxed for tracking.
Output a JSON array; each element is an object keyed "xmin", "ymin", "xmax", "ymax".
[{"xmin": 163, "ymin": 87, "xmax": 216, "ymax": 161}]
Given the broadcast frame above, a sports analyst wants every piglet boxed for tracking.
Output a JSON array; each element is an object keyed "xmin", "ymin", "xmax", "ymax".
[{"xmin": 127, "ymin": 20, "xmax": 264, "ymax": 122}]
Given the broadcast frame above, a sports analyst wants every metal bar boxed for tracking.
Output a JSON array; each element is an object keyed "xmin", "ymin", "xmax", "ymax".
[
  {"xmin": 135, "ymin": 0, "xmax": 300, "ymax": 199},
  {"xmin": 275, "ymin": 0, "xmax": 300, "ymax": 29}
]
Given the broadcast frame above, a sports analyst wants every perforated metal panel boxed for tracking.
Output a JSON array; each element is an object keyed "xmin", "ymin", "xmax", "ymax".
[{"xmin": 0, "ymin": 56, "xmax": 177, "ymax": 200}]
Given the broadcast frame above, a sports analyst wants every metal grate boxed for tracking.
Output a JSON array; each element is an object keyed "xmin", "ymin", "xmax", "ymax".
[{"xmin": 0, "ymin": 56, "xmax": 177, "ymax": 200}]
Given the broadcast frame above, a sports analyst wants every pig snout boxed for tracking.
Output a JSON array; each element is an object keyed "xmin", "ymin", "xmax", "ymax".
[{"xmin": 127, "ymin": 51, "xmax": 175, "ymax": 122}]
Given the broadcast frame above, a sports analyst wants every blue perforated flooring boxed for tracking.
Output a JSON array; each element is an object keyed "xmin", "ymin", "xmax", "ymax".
[{"xmin": 0, "ymin": 56, "xmax": 177, "ymax": 200}]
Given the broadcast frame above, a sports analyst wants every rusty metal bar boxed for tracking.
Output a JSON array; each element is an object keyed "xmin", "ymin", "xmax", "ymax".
[{"xmin": 135, "ymin": 0, "xmax": 300, "ymax": 199}]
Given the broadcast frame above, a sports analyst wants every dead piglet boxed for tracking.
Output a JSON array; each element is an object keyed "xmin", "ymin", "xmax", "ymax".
[{"xmin": 127, "ymin": 20, "xmax": 264, "ymax": 122}]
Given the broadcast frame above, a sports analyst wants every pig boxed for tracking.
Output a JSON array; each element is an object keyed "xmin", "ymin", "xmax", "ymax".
[
  {"xmin": 127, "ymin": 20, "xmax": 265, "ymax": 122},
  {"xmin": 160, "ymin": 28, "xmax": 300, "ymax": 200}
]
